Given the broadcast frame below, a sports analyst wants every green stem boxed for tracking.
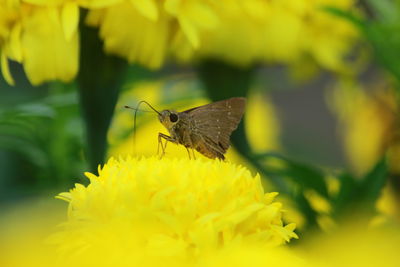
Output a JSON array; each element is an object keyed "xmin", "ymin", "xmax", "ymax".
[{"xmin": 78, "ymin": 23, "xmax": 127, "ymax": 172}]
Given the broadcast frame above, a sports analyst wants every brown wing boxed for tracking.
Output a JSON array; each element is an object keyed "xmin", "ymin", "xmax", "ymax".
[{"xmin": 183, "ymin": 97, "xmax": 246, "ymax": 158}]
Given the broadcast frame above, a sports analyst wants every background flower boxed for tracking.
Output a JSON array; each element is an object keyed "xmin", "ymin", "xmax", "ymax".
[
  {"xmin": 172, "ymin": 0, "xmax": 358, "ymax": 71},
  {"xmin": 299, "ymin": 220, "xmax": 400, "ymax": 267},
  {"xmin": 0, "ymin": 0, "xmax": 79, "ymax": 85},
  {"xmin": 328, "ymin": 81, "xmax": 397, "ymax": 176}
]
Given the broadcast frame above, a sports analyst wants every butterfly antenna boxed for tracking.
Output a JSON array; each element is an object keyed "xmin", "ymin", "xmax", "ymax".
[
  {"xmin": 124, "ymin": 101, "xmax": 161, "ymax": 156},
  {"xmin": 124, "ymin": 106, "xmax": 154, "ymax": 113}
]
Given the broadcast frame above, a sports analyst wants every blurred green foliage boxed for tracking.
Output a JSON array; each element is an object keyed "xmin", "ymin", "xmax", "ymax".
[
  {"xmin": 329, "ymin": 0, "xmax": 400, "ymax": 92},
  {"xmin": 0, "ymin": 82, "xmax": 86, "ymax": 201}
]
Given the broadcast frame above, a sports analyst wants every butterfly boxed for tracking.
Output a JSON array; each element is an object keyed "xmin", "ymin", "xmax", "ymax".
[{"xmin": 126, "ymin": 97, "xmax": 246, "ymax": 159}]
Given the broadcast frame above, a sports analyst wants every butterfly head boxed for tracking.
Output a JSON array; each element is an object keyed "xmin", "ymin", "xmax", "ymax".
[{"xmin": 159, "ymin": 110, "xmax": 179, "ymax": 129}]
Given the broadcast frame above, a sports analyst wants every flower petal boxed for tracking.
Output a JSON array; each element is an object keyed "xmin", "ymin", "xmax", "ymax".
[
  {"xmin": 178, "ymin": 17, "xmax": 199, "ymax": 48},
  {"xmin": 80, "ymin": 0, "xmax": 122, "ymax": 9},
  {"xmin": 129, "ymin": 0, "xmax": 158, "ymax": 21},
  {"xmin": 9, "ymin": 23, "xmax": 22, "ymax": 62},
  {"xmin": 21, "ymin": 7, "xmax": 79, "ymax": 85},
  {"xmin": 1, "ymin": 51, "xmax": 15, "ymax": 85},
  {"xmin": 61, "ymin": 2, "xmax": 79, "ymax": 41},
  {"xmin": 23, "ymin": 0, "xmax": 64, "ymax": 6},
  {"xmin": 96, "ymin": 2, "xmax": 169, "ymax": 69}
]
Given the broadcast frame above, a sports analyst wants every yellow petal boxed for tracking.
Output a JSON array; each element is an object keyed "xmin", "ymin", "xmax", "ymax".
[
  {"xmin": 130, "ymin": 0, "xmax": 158, "ymax": 21},
  {"xmin": 98, "ymin": 2, "xmax": 168, "ymax": 69},
  {"xmin": 79, "ymin": 0, "xmax": 122, "ymax": 9},
  {"xmin": 246, "ymin": 92, "xmax": 280, "ymax": 152},
  {"xmin": 1, "ymin": 52, "xmax": 15, "ymax": 85},
  {"xmin": 164, "ymin": 0, "xmax": 181, "ymax": 15},
  {"xmin": 22, "ymin": 0, "xmax": 64, "ymax": 6},
  {"xmin": 85, "ymin": 9, "xmax": 104, "ymax": 26},
  {"xmin": 178, "ymin": 17, "xmax": 199, "ymax": 48},
  {"xmin": 184, "ymin": 2, "xmax": 218, "ymax": 29},
  {"xmin": 21, "ymin": 7, "xmax": 79, "ymax": 85},
  {"xmin": 5, "ymin": 0, "xmax": 21, "ymax": 8},
  {"xmin": 61, "ymin": 2, "xmax": 79, "ymax": 41},
  {"xmin": 9, "ymin": 23, "xmax": 22, "ymax": 62},
  {"xmin": 55, "ymin": 192, "xmax": 72, "ymax": 202}
]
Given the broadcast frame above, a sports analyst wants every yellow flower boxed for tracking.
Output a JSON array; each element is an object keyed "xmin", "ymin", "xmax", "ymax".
[
  {"xmin": 328, "ymin": 81, "xmax": 400, "ymax": 226},
  {"xmin": 86, "ymin": 0, "xmax": 217, "ymax": 69},
  {"xmin": 86, "ymin": 1, "xmax": 171, "ymax": 69},
  {"xmin": 0, "ymin": 0, "xmax": 80, "ymax": 85},
  {"xmin": 172, "ymin": 0, "xmax": 359, "ymax": 72},
  {"xmin": 245, "ymin": 90, "xmax": 280, "ymax": 153},
  {"xmin": 52, "ymin": 157, "xmax": 297, "ymax": 263},
  {"xmin": 86, "ymin": 0, "xmax": 358, "ymax": 72},
  {"xmin": 164, "ymin": 0, "xmax": 218, "ymax": 48},
  {"xmin": 328, "ymin": 81, "xmax": 397, "ymax": 176},
  {"xmin": 299, "ymin": 220, "xmax": 400, "ymax": 267},
  {"xmin": 374, "ymin": 185, "xmax": 400, "ymax": 226},
  {"xmin": 199, "ymin": 245, "xmax": 307, "ymax": 267},
  {"xmin": 0, "ymin": 0, "xmax": 123, "ymax": 85},
  {"xmin": 1, "ymin": 0, "xmax": 359, "ymax": 84},
  {"xmin": 0, "ymin": 203, "xmax": 302, "ymax": 267}
]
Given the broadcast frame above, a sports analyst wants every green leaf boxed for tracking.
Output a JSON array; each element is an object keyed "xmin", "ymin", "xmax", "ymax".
[
  {"xmin": 332, "ymin": 172, "xmax": 358, "ymax": 215},
  {"xmin": 14, "ymin": 103, "xmax": 56, "ymax": 118},
  {"xmin": 332, "ymin": 159, "xmax": 388, "ymax": 218},
  {"xmin": 360, "ymin": 157, "xmax": 388, "ymax": 203},
  {"xmin": 257, "ymin": 153, "xmax": 329, "ymax": 199},
  {"xmin": 323, "ymin": 6, "xmax": 364, "ymax": 29},
  {"xmin": 293, "ymin": 190, "xmax": 318, "ymax": 229},
  {"xmin": 326, "ymin": 4, "xmax": 400, "ymax": 91},
  {"xmin": 366, "ymin": 0, "xmax": 400, "ymax": 23}
]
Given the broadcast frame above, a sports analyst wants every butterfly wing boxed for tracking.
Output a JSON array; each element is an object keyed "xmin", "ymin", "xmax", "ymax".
[{"xmin": 183, "ymin": 97, "xmax": 246, "ymax": 158}]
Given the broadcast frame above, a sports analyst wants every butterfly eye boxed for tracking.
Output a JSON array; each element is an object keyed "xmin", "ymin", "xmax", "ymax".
[{"xmin": 169, "ymin": 113, "xmax": 178, "ymax": 122}]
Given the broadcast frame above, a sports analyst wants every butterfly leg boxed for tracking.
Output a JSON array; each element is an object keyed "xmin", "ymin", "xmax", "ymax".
[
  {"xmin": 158, "ymin": 133, "xmax": 176, "ymax": 158},
  {"xmin": 157, "ymin": 137, "xmax": 165, "ymax": 156},
  {"xmin": 185, "ymin": 147, "xmax": 191, "ymax": 160}
]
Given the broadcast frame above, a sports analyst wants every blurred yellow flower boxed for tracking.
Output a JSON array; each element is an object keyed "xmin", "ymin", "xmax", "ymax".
[
  {"xmin": 199, "ymin": 245, "xmax": 306, "ymax": 267},
  {"xmin": 164, "ymin": 0, "xmax": 218, "ymax": 48},
  {"xmin": 374, "ymin": 185, "xmax": 400, "ymax": 225},
  {"xmin": 328, "ymin": 81, "xmax": 397, "ymax": 176},
  {"xmin": 86, "ymin": 0, "xmax": 218, "ymax": 69},
  {"xmin": 246, "ymin": 90, "xmax": 281, "ymax": 153},
  {"xmin": 1, "ymin": 205, "xmax": 303, "ymax": 267},
  {"xmin": 51, "ymin": 156, "xmax": 297, "ymax": 263},
  {"xmin": 299, "ymin": 220, "xmax": 400, "ymax": 267},
  {"xmin": 1, "ymin": 0, "xmax": 359, "ymax": 84},
  {"xmin": 328, "ymin": 81, "xmax": 400, "ymax": 225},
  {"xmin": 277, "ymin": 196, "xmax": 307, "ymax": 230},
  {"xmin": 86, "ymin": 0, "xmax": 358, "ymax": 72},
  {"xmin": 172, "ymin": 0, "xmax": 359, "ymax": 71},
  {"xmin": 0, "ymin": 0, "xmax": 79, "ymax": 85},
  {"xmin": 86, "ymin": 2, "xmax": 172, "ymax": 69},
  {"xmin": 2, "ymin": 200, "xmax": 399, "ymax": 267}
]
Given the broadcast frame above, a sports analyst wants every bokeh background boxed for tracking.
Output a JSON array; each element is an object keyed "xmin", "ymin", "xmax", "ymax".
[{"xmin": 1, "ymin": 0, "xmax": 400, "ymax": 265}]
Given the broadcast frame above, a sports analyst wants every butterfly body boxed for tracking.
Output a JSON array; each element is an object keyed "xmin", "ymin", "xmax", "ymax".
[{"xmin": 158, "ymin": 97, "xmax": 246, "ymax": 159}]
